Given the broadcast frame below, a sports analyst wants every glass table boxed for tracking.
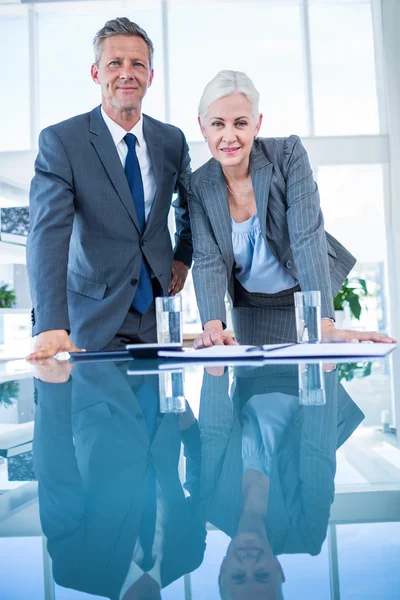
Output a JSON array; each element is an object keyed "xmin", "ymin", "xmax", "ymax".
[{"xmin": 0, "ymin": 353, "xmax": 399, "ymax": 600}]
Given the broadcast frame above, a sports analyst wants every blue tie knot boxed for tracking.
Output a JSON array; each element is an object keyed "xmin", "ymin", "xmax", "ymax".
[{"xmin": 124, "ymin": 132, "xmax": 137, "ymax": 152}]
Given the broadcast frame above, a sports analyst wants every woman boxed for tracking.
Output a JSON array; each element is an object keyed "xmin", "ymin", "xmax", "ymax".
[{"xmin": 188, "ymin": 70, "xmax": 394, "ymax": 347}]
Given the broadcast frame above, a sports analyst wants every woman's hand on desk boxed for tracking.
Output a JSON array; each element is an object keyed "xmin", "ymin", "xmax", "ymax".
[
  {"xmin": 193, "ymin": 320, "xmax": 239, "ymax": 349},
  {"xmin": 321, "ymin": 320, "xmax": 396, "ymax": 344}
]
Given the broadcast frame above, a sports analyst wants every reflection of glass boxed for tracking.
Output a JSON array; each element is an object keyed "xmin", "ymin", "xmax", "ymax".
[
  {"xmin": 156, "ymin": 296, "xmax": 183, "ymax": 345},
  {"xmin": 298, "ymin": 362, "xmax": 326, "ymax": 406},
  {"xmin": 294, "ymin": 291, "xmax": 321, "ymax": 343},
  {"xmin": 159, "ymin": 369, "xmax": 186, "ymax": 414}
]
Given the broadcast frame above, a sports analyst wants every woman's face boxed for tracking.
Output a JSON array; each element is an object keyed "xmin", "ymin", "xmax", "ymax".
[{"xmin": 199, "ymin": 93, "xmax": 262, "ymax": 171}]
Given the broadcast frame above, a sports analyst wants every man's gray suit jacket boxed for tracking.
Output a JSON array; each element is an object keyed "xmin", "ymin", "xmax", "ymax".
[
  {"xmin": 188, "ymin": 135, "xmax": 356, "ymax": 325},
  {"xmin": 27, "ymin": 106, "xmax": 192, "ymax": 350}
]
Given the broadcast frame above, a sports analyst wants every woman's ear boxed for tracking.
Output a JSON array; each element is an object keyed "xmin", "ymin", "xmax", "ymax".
[
  {"xmin": 198, "ymin": 115, "xmax": 207, "ymax": 140},
  {"xmin": 255, "ymin": 113, "xmax": 263, "ymax": 137}
]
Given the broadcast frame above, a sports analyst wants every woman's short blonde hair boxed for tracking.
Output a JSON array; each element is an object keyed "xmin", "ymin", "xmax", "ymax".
[{"xmin": 198, "ymin": 70, "xmax": 260, "ymax": 124}]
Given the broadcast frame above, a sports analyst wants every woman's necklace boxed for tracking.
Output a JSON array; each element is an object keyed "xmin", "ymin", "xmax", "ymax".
[{"xmin": 226, "ymin": 177, "xmax": 253, "ymax": 197}]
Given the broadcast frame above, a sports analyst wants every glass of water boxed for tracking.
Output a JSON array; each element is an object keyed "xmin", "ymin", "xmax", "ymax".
[
  {"xmin": 159, "ymin": 369, "xmax": 186, "ymax": 414},
  {"xmin": 156, "ymin": 296, "xmax": 183, "ymax": 345},
  {"xmin": 294, "ymin": 290, "xmax": 322, "ymax": 343},
  {"xmin": 298, "ymin": 362, "xmax": 326, "ymax": 406}
]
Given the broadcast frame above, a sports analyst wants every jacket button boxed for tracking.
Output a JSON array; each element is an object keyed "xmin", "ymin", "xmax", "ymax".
[
  {"xmin": 286, "ymin": 260, "xmax": 293, "ymax": 269},
  {"xmin": 131, "ymin": 278, "xmax": 138, "ymax": 286},
  {"xmin": 136, "ymin": 413, "xmax": 144, "ymax": 421},
  {"xmin": 140, "ymin": 239, "xmax": 145, "ymax": 247}
]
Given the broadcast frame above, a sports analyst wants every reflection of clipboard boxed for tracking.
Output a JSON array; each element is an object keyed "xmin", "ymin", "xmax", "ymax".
[{"xmin": 69, "ymin": 350, "xmax": 130, "ymax": 362}]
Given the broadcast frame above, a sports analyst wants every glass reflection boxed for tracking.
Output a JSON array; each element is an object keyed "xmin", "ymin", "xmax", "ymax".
[{"xmin": 32, "ymin": 359, "xmax": 365, "ymax": 599}]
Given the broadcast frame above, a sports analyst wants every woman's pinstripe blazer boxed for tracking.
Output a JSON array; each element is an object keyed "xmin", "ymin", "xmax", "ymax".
[{"xmin": 188, "ymin": 135, "xmax": 356, "ymax": 327}]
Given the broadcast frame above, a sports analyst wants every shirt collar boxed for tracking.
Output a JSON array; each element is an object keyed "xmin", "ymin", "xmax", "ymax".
[{"xmin": 101, "ymin": 107, "xmax": 145, "ymax": 147}]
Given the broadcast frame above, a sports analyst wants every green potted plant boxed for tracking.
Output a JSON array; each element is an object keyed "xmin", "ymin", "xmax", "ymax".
[
  {"xmin": 338, "ymin": 361, "xmax": 372, "ymax": 383},
  {"xmin": 0, "ymin": 282, "xmax": 17, "ymax": 346},
  {"xmin": 0, "ymin": 380, "xmax": 19, "ymax": 407},
  {"xmin": 333, "ymin": 278, "xmax": 369, "ymax": 328},
  {"xmin": 0, "ymin": 282, "xmax": 16, "ymax": 308}
]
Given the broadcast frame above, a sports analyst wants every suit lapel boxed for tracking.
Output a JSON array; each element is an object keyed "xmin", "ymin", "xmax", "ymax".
[
  {"xmin": 143, "ymin": 115, "xmax": 164, "ymax": 233},
  {"xmin": 250, "ymin": 143, "xmax": 273, "ymax": 242},
  {"xmin": 89, "ymin": 106, "xmax": 141, "ymax": 233},
  {"xmin": 202, "ymin": 160, "xmax": 234, "ymax": 271},
  {"xmin": 201, "ymin": 143, "xmax": 273, "ymax": 268}
]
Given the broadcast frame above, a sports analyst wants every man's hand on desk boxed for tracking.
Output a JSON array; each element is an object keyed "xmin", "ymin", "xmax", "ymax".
[
  {"xmin": 168, "ymin": 260, "xmax": 189, "ymax": 295},
  {"xmin": 27, "ymin": 329, "xmax": 85, "ymax": 361},
  {"xmin": 321, "ymin": 320, "xmax": 396, "ymax": 344},
  {"xmin": 31, "ymin": 357, "xmax": 73, "ymax": 383},
  {"xmin": 193, "ymin": 320, "xmax": 239, "ymax": 349}
]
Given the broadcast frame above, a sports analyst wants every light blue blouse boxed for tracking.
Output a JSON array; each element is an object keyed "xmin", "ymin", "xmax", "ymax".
[{"xmin": 231, "ymin": 212, "xmax": 297, "ymax": 294}]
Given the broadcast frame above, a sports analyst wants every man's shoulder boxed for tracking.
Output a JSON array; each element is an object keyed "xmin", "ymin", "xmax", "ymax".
[
  {"xmin": 43, "ymin": 109, "xmax": 94, "ymax": 136},
  {"xmin": 143, "ymin": 113, "xmax": 184, "ymax": 141}
]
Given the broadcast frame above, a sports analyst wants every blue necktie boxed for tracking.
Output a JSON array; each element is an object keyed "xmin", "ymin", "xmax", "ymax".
[
  {"xmin": 124, "ymin": 133, "xmax": 154, "ymax": 315},
  {"xmin": 135, "ymin": 379, "xmax": 159, "ymax": 571}
]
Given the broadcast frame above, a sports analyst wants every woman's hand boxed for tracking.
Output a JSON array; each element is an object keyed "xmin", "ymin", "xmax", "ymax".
[
  {"xmin": 321, "ymin": 320, "xmax": 396, "ymax": 344},
  {"xmin": 193, "ymin": 320, "xmax": 239, "ymax": 349}
]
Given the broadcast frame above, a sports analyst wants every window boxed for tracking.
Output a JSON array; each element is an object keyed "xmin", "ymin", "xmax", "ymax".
[
  {"xmin": 168, "ymin": 0, "xmax": 308, "ymax": 140},
  {"xmin": 309, "ymin": 0, "xmax": 380, "ymax": 135},
  {"xmin": 0, "ymin": 6, "xmax": 30, "ymax": 151}
]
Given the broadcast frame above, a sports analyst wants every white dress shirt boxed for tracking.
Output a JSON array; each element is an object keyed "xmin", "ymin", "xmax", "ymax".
[
  {"xmin": 101, "ymin": 107, "xmax": 156, "ymax": 222},
  {"xmin": 119, "ymin": 481, "xmax": 166, "ymax": 599}
]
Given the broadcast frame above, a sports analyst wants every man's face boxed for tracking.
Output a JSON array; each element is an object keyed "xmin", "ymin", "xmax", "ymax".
[
  {"xmin": 219, "ymin": 531, "xmax": 284, "ymax": 600},
  {"xmin": 91, "ymin": 35, "xmax": 154, "ymax": 118}
]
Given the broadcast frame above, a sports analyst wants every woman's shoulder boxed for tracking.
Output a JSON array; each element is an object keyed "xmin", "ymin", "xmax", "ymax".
[
  {"xmin": 189, "ymin": 156, "xmax": 218, "ymax": 191},
  {"xmin": 255, "ymin": 135, "xmax": 308, "ymax": 171}
]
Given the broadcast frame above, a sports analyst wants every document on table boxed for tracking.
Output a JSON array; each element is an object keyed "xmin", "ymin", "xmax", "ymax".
[
  {"xmin": 158, "ymin": 342, "xmax": 396, "ymax": 361},
  {"xmin": 157, "ymin": 344, "xmax": 291, "ymax": 360},
  {"xmin": 260, "ymin": 342, "xmax": 396, "ymax": 359}
]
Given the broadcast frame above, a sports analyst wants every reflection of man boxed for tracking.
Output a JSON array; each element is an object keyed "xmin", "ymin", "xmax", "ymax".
[
  {"xmin": 27, "ymin": 17, "xmax": 192, "ymax": 360},
  {"xmin": 198, "ymin": 364, "xmax": 364, "ymax": 599},
  {"xmin": 33, "ymin": 361, "xmax": 205, "ymax": 598}
]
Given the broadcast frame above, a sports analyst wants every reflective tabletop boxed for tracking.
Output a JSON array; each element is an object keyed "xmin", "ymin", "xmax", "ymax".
[{"xmin": 0, "ymin": 355, "xmax": 399, "ymax": 599}]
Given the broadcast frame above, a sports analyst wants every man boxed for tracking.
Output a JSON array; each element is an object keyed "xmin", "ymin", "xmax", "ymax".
[
  {"xmin": 27, "ymin": 18, "xmax": 192, "ymax": 359},
  {"xmin": 33, "ymin": 359, "xmax": 205, "ymax": 599}
]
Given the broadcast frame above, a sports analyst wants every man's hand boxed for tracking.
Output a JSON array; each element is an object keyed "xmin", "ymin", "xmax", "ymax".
[
  {"xmin": 27, "ymin": 330, "xmax": 84, "ymax": 361},
  {"xmin": 31, "ymin": 358, "xmax": 74, "ymax": 384},
  {"xmin": 193, "ymin": 320, "xmax": 239, "ymax": 349},
  {"xmin": 321, "ymin": 320, "xmax": 396, "ymax": 343},
  {"xmin": 169, "ymin": 260, "xmax": 189, "ymax": 295}
]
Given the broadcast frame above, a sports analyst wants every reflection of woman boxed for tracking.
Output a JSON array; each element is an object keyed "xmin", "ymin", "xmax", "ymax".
[{"xmin": 189, "ymin": 70, "xmax": 394, "ymax": 347}]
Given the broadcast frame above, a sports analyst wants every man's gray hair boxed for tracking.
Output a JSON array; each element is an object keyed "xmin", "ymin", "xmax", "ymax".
[
  {"xmin": 93, "ymin": 17, "xmax": 154, "ymax": 69},
  {"xmin": 198, "ymin": 70, "xmax": 260, "ymax": 125}
]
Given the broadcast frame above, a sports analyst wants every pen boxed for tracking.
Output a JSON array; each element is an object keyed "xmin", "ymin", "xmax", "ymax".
[{"xmin": 245, "ymin": 343, "xmax": 296, "ymax": 353}]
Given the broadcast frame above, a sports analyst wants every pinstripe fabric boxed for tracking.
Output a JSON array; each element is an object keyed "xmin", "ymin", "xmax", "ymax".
[
  {"xmin": 232, "ymin": 280, "xmax": 299, "ymax": 345},
  {"xmin": 188, "ymin": 135, "xmax": 357, "ymax": 330},
  {"xmin": 198, "ymin": 366, "xmax": 365, "ymax": 552}
]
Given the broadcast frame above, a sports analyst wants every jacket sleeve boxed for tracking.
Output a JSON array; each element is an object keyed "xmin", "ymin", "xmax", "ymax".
[
  {"xmin": 172, "ymin": 129, "xmax": 193, "ymax": 266},
  {"xmin": 27, "ymin": 127, "xmax": 75, "ymax": 335},
  {"xmin": 188, "ymin": 179, "xmax": 228, "ymax": 328},
  {"xmin": 284, "ymin": 135, "xmax": 334, "ymax": 318}
]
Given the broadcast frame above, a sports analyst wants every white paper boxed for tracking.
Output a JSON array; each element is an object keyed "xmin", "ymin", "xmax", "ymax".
[
  {"xmin": 158, "ymin": 345, "xmax": 266, "ymax": 360},
  {"xmin": 263, "ymin": 342, "xmax": 396, "ymax": 359}
]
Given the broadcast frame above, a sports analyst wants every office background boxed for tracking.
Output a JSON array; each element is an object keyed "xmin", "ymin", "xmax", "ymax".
[{"xmin": 0, "ymin": 0, "xmax": 399, "ymax": 341}]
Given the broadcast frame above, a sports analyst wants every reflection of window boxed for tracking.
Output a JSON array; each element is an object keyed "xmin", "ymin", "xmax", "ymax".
[
  {"xmin": 168, "ymin": 0, "xmax": 307, "ymax": 141},
  {"xmin": 309, "ymin": 0, "xmax": 379, "ymax": 135},
  {"xmin": 336, "ymin": 523, "xmax": 400, "ymax": 598},
  {"xmin": 37, "ymin": 0, "xmax": 164, "ymax": 132},
  {"xmin": 0, "ymin": 7, "xmax": 30, "ymax": 151}
]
